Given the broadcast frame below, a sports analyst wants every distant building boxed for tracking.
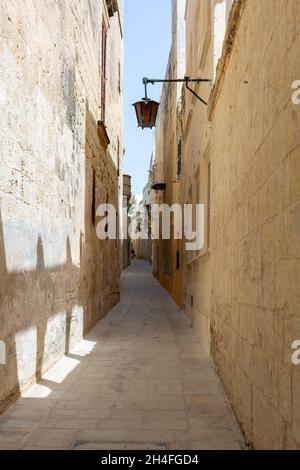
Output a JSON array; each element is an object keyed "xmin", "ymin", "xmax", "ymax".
[{"xmin": 132, "ymin": 157, "xmax": 153, "ymax": 262}]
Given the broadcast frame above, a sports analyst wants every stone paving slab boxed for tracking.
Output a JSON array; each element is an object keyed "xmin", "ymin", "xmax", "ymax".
[{"xmin": 0, "ymin": 261, "xmax": 244, "ymax": 450}]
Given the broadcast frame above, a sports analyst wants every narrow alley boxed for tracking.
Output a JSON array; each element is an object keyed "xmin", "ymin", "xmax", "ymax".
[
  {"xmin": 0, "ymin": 261, "xmax": 243, "ymax": 450},
  {"xmin": 1, "ymin": 0, "xmax": 300, "ymax": 456}
]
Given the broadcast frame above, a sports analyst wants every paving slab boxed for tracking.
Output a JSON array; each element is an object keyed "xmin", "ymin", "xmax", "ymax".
[{"xmin": 0, "ymin": 261, "xmax": 244, "ymax": 450}]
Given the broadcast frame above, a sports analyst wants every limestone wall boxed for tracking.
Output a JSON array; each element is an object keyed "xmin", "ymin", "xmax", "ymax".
[
  {"xmin": 151, "ymin": 0, "xmax": 185, "ymax": 308},
  {"xmin": 133, "ymin": 239, "xmax": 152, "ymax": 262},
  {"xmin": 0, "ymin": 0, "xmax": 123, "ymax": 411},
  {"xmin": 183, "ymin": 0, "xmax": 214, "ymax": 351},
  {"xmin": 209, "ymin": 0, "xmax": 300, "ymax": 449}
]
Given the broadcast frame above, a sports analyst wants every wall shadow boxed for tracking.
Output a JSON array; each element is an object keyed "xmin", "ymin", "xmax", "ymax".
[
  {"xmin": 82, "ymin": 102, "xmax": 120, "ymax": 337},
  {"xmin": 0, "ymin": 101, "xmax": 121, "ymax": 414},
  {"xmin": 0, "ymin": 207, "xmax": 84, "ymax": 412},
  {"xmin": 0, "ymin": 0, "xmax": 122, "ymax": 418}
]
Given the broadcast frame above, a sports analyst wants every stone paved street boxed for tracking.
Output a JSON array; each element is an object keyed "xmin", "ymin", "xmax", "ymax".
[{"xmin": 0, "ymin": 261, "xmax": 244, "ymax": 450}]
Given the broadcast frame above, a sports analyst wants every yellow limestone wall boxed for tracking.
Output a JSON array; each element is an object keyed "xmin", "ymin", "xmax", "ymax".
[
  {"xmin": 0, "ymin": 0, "xmax": 123, "ymax": 412},
  {"xmin": 209, "ymin": 0, "xmax": 300, "ymax": 450}
]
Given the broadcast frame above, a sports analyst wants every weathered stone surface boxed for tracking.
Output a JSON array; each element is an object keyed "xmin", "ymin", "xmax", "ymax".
[
  {"xmin": 210, "ymin": 0, "xmax": 300, "ymax": 449},
  {"xmin": 0, "ymin": 0, "xmax": 123, "ymax": 411},
  {"xmin": 0, "ymin": 261, "xmax": 244, "ymax": 450},
  {"xmin": 156, "ymin": 0, "xmax": 300, "ymax": 449}
]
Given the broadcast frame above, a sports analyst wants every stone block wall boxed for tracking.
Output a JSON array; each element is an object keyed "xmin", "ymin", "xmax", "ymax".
[
  {"xmin": 152, "ymin": 0, "xmax": 185, "ymax": 308},
  {"xmin": 209, "ymin": 0, "xmax": 300, "ymax": 449},
  {"xmin": 0, "ymin": 0, "xmax": 123, "ymax": 411},
  {"xmin": 182, "ymin": 0, "xmax": 214, "ymax": 351}
]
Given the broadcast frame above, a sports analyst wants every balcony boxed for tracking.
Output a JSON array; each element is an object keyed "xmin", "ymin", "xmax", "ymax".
[{"xmin": 151, "ymin": 162, "xmax": 167, "ymax": 191}]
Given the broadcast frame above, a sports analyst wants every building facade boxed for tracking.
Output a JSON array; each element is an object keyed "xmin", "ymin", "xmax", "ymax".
[
  {"xmin": 122, "ymin": 174, "xmax": 132, "ymax": 269},
  {"xmin": 151, "ymin": 0, "xmax": 186, "ymax": 307},
  {"xmin": 208, "ymin": 0, "xmax": 300, "ymax": 450},
  {"xmin": 152, "ymin": 0, "xmax": 300, "ymax": 449},
  {"xmin": 133, "ymin": 159, "xmax": 153, "ymax": 262},
  {"xmin": 0, "ymin": 0, "xmax": 123, "ymax": 411}
]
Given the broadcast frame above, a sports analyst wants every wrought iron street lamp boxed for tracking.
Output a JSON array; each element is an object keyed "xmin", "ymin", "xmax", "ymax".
[
  {"xmin": 133, "ymin": 76, "xmax": 212, "ymax": 129},
  {"xmin": 132, "ymin": 79, "xmax": 160, "ymax": 129}
]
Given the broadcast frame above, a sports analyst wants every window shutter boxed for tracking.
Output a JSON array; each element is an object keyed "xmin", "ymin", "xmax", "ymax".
[{"xmin": 101, "ymin": 18, "xmax": 107, "ymax": 123}]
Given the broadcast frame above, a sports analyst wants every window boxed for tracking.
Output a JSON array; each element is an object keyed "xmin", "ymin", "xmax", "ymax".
[
  {"xmin": 207, "ymin": 162, "xmax": 211, "ymax": 249},
  {"xmin": 115, "ymin": 212, "xmax": 119, "ymax": 248},
  {"xmin": 118, "ymin": 61, "xmax": 121, "ymax": 94},
  {"xmin": 101, "ymin": 18, "xmax": 107, "ymax": 122},
  {"xmin": 92, "ymin": 170, "xmax": 96, "ymax": 225},
  {"xmin": 186, "ymin": 184, "xmax": 193, "ymax": 264},
  {"xmin": 176, "ymin": 250, "xmax": 180, "ymax": 270},
  {"xmin": 117, "ymin": 137, "xmax": 121, "ymax": 176},
  {"xmin": 104, "ymin": 192, "xmax": 109, "ymax": 236},
  {"xmin": 177, "ymin": 139, "xmax": 182, "ymax": 177},
  {"xmin": 195, "ymin": 174, "xmax": 200, "ymax": 253}
]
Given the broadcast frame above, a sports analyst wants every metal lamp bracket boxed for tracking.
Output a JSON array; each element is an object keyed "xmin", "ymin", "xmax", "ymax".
[{"xmin": 142, "ymin": 76, "xmax": 212, "ymax": 106}]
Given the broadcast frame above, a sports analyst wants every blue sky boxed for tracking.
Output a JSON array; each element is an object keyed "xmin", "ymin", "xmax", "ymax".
[{"xmin": 124, "ymin": 0, "xmax": 172, "ymax": 197}]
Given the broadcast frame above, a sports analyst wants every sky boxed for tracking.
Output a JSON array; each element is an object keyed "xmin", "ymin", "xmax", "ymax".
[{"xmin": 124, "ymin": 0, "xmax": 172, "ymax": 197}]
